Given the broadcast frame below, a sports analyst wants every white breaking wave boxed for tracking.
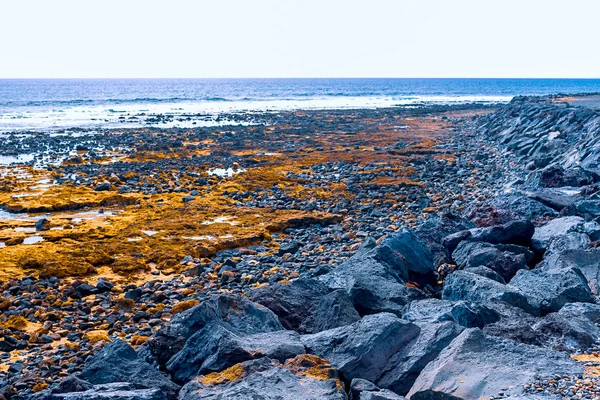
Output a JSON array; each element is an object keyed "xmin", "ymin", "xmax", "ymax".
[{"xmin": 0, "ymin": 95, "xmax": 512, "ymax": 133}]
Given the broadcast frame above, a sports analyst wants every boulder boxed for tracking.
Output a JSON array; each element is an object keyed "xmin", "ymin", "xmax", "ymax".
[
  {"xmin": 508, "ymin": 267, "xmax": 594, "ymax": 315},
  {"xmin": 413, "ymin": 213, "xmax": 475, "ymax": 268},
  {"xmin": 451, "ymin": 241, "xmax": 527, "ymax": 282},
  {"xmin": 463, "ymin": 266, "xmax": 505, "ymax": 283},
  {"xmin": 532, "ymin": 303, "xmax": 600, "ymax": 352},
  {"xmin": 401, "ymin": 299, "xmax": 499, "ymax": 328},
  {"xmin": 301, "ymin": 313, "xmax": 420, "ymax": 385},
  {"xmin": 248, "ymin": 279, "xmax": 359, "ymax": 333},
  {"xmin": 529, "ymin": 187, "xmax": 585, "ymax": 211},
  {"xmin": 562, "ymin": 199, "xmax": 600, "ymax": 219},
  {"xmin": 545, "ymin": 232, "xmax": 591, "ymax": 254},
  {"xmin": 48, "ymin": 383, "xmax": 166, "ymax": 400},
  {"xmin": 527, "ymin": 165, "xmax": 596, "ymax": 188},
  {"xmin": 318, "ymin": 247, "xmax": 426, "ymax": 316},
  {"xmin": 442, "ymin": 271, "xmax": 537, "ymax": 315},
  {"xmin": 531, "ymin": 216, "xmax": 586, "ymax": 252},
  {"xmin": 407, "ymin": 329, "xmax": 583, "ymax": 399},
  {"xmin": 178, "ymin": 356, "xmax": 347, "ymax": 400},
  {"xmin": 302, "ymin": 314, "xmax": 464, "ymax": 395},
  {"xmin": 166, "ymin": 323, "xmax": 305, "ymax": 383},
  {"xmin": 443, "ymin": 220, "xmax": 534, "ymax": 255},
  {"xmin": 539, "ymin": 249, "xmax": 600, "ymax": 295},
  {"xmin": 349, "ymin": 379, "xmax": 406, "ymax": 400},
  {"xmin": 79, "ymin": 340, "xmax": 179, "ymax": 400},
  {"xmin": 142, "ymin": 294, "xmax": 283, "ymax": 367}
]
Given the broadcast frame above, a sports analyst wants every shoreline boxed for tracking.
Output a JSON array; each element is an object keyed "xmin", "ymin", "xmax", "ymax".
[{"xmin": 1, "ymin": 95, "xmax": 600, "ymax": 398}]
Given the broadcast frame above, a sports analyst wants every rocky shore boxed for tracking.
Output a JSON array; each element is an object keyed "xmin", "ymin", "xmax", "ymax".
[{"xmin": 2, "ymin": 95, "xmax": 600, "ymax": 399}]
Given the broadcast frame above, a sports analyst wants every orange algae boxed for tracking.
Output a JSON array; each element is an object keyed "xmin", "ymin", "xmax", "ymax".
[{"xmin": 198, "ymin": 363, "xmax": 246, "ymax": 386}]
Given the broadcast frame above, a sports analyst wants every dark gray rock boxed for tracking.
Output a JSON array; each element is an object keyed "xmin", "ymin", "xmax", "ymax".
[
  {"xmin": 531, "ymin": 216, "xmax": 586, "ymax": 252},
  {"xmin": 545, "ymin": 232, "xmax": 591, "ymax": 254},
  {"xmin": 463, "ymin": 266, "xmax": 505, "ymax": 283},
  {"xmin": 413, "ymin": 213, "xmax": 475, "ymax": 268},
  {"xmin": 248, "ymin": 279, "xmax": 359, "ymax": 333},
  {"xmin": 539, "ymin": 249, "xmax": 600, "ymax": 295},
  {"xmin": 349, "ymin": 379, "xmax": 406, "ymax": 400},
  {"xmin": 178, "ymin": 356, "xmax": 347, "ymax": 400},
  {"xmin": 143, "ymin": 294, "xmax": 283, "ymax": 368},
  {"xmin": 407, "ymin": 329, "xmax": 583, "ymax": 399},
  {"xmin": 79, "ymin": 340, "xmax": 179, "ymax": 400},
  {"xmin": 508, "ymin": 267, "xmax": 594, "ymax": 315},
  {"xmin": 451, "ymin": 241, "xmax": 527, "ymax": 282},
  {"xmin": 302, "ymin": 314, "xmax": 463, "ymax": 395},
  {"xmin": 301, "ymin": 313, "xmax": 420, "ymax": 385},
  {"xmin": 166, "ymin": 322, "xmax": 305, "ymax": 383},
  {"xmin": 278, "ymin": 241, "xmax": 300, "ymax": 256},
  {"xmin": 35, "ymin": 218, "xmax": 49, "ymax": 231},
  {"xmin": 49, "ymin": 383, "xmax": 166, "ymax": 400},
  {"xmin": 562, "ymin": 199, "xmax": 600, "ymax": 219},
  {"xmin": 402, "ymin": 299, "xmax": 500, "ymax": 328},
  {"xmin": 442, "ymin": 271, "xmax": 537, "ymax": 315},
  {"xmin": 533, "ymin": 303, "xmax": 600, "ymax": 352},
  {"xmin": 443, "ymin": 220, "xmax": 534, "ymax": 255},
  {"xmin": 529, "ymin": 187, "xmax": 585, "ymax": 211},
  {"xmin": 318, "ymin": 245, "xmax": 426, "ymax": 316}
]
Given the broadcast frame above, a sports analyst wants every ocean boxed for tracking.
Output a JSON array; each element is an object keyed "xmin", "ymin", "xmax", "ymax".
[{"xmin": 1, "ymin": 78, "xmax": 600, "ymax": 132}]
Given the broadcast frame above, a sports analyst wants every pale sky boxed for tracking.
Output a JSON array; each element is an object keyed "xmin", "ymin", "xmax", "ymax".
[{"xmin": 1, "ymin": 0, "xmax": 599, "ymax": 79}]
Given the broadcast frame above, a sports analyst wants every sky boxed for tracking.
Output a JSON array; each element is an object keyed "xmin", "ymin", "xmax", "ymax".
[{"xmin": 1, "ymin": 0, "xmax": 599, "ymax": 79}]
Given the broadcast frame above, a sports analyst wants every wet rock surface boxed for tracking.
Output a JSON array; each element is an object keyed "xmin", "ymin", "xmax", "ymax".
[{"xmin": 4, "ymin": 96, "xmax": 600, "ymax": 399}]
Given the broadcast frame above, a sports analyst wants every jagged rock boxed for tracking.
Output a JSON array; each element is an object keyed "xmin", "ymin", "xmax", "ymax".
[
  {"xmin": 508, "ymin": 267, "xmax": 594, "ymax": 315},
  {"xmin": 48, "ymin": 383, "xmax": 166, "ymax": 400},
  {"xmin": 442, "ymin": 271, "xmax": 536, "ymax": 315},
  {"xmin": 278, "ymin": 241, "xmax": 300, "ymax": 256},
  {"xmin": 527, "ymin": 165, "xmax": 596, "ymax": 188},
  {"xmin": 166, "ymin": 323, "xmax": 305, "ymax": 383},
  {"xmin": 413, "ymin": 213, "xmax": 475, "ymax": 268},
  {"xmin": 51, "ymin": 376, "xmax": 93, "ymax": 394},
  {"xmin": 401, "ymin": 298, "xmax": 499, "ymax": 328},
  {"xmin": 462, "ymin": 266, "xmax": 505, "ymax": 283},
  {"xmin": 302, "ymin": 313, "xmax": 463, "ymax": 395},
  {"xmin": 79, "ymin": 340, "xmax": 179, "ymax": 400},
  {"xmin": 531, "ymin": 216, "xmax": 586, "ymax": 252},
  {"xmin": 529, "ymin": 187, "xmax": 585, "ymax": 211},
  {"xmin": 443, "ymin": 220, "xmax": 534, "ymax": 255},
  {"xmin": 349, "ymin": 379, "xmax": 406, "ymax": 400},
  {"xmin": 301, "ymin": 313, "xmax": 419, "ymax": 385},
  {"xmin": 539, "ymin": 249, "xmax": 600, "ymax": 294},
  {"xmin": 407, "ymin": 329, "xmax": 583, "ymax": 399},
  {"xmin": 451, "ymin": 241, "xmax": 527, "ymax": 282},
  {"xmin": 178, "ymin": 356, "xmax": 347, "ymax": 400},
  {"xmin": 142, "ymin": 294, "xmax": 283, "ymax": 368},
  {"xmin": 562, "ymin": 199, "xmax": 600, "ymax": 219},
  {"xmin": 545, "ymin": 232, "xmax": 591, "ymax": 254},
  {"xmin": 532, "ymin": 303, "xmax": 600, "ymax": 352},
  {"xmin": 248, "ymin": 279, "xmax": 359, "ymax": 334},
  {"xmin": 318, "ymin": 242, "xmax": 426, "ymax": 316},
  {"xmin": 466, "ymin": 193, "xmax": 557, "ymax": 225}
]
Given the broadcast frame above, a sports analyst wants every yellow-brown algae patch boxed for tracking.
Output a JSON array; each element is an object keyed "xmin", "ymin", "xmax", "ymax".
[
  {"xmin": 83, "ymin": 330, "xmax": 111, "ymax": 343},
  {"xmin": 198, "ymin": 363, "xmax": 246, "ymax": 386},
  {"xmin": 284, "ymin": 354, "xmax": 344, "ymax": 391},
  {"xmin": 171, "ymin": 299, "xmax": 199, "ymax": 314}
]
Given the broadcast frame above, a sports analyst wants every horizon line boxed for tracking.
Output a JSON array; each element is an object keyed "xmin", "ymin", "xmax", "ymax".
[{"xmin": 2, "ymin": 77, "xmax": 600, "ymax": 80}]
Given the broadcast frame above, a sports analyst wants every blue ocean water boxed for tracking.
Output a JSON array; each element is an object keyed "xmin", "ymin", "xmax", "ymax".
[{"xmin": 1, "ymin": 78, "xmax": 599, "ymax": 132}]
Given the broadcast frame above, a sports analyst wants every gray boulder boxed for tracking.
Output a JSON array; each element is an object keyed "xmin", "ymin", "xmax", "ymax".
[
  {"xmin": 142, "ymin": 294, "xmax": 283, "ymax": 367},
  {"xmin": 48, "ymin": 383, "xmax": 165, "ymax": 400},
  {"xmin": 302, "ymin": 314, "xmax": 464, "ymax": 395},
  {"xmin": 318, "ymin": 245, "xmax": 426, "ymax": 316},
  {"xmin": 349, "ymin": 379, "xmax": 406, "ymax": 400},
  {"xmin": 407, "ymin": 329, "xmax": 583, "ymax": 399},
  {"xmin": 509, "ymin": 267, "xmax": 594, "ymax": 315},
  {"xmin": 402, "ymin": 298, "xmax": 499, "ymax": 328},
  {"xmin": 562, "ymin": 199, "xmax": 600, "ymax": 219},
  {"xmin": 463, "ymin": 266, "xmax": 505, "ymax": 283},
  {"xmin": 248, "ymin": 279, "xmax": 359, "ymax": 333},
  {"xmin": 545, "ymin": 232, "xmax": 591, "ymax": 254},
  {"xmin": 442, "ymin": 271, "xmax": 537, "ymax": 315},
  {"xmin": 531, "ymin": 216, "xmax": 586, "ymax": 252},
  {"xmin": 443, "ymin": 220, "xmax": 535, "ymax": 255},
  {"xmin": 539, "ymin": 249, "xmax": 600, "ymax": 295},
  {"xmin": 166, "ymin": 322, "xmax": 305, "ymax": 383},
  {"xmin": 301, "ymin": 313, "xmax": 420, "ymax": 385},
  {"xmin": 451, "ymin": 241, "xmax": 527, "ymax": 282},
  {"xmin": 178, "ymin": 356, "xmax": 347, "ymax": 400},
  {"xmin": 79, "ymin": 340, "xmax": 179, "ymax": 400}
]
